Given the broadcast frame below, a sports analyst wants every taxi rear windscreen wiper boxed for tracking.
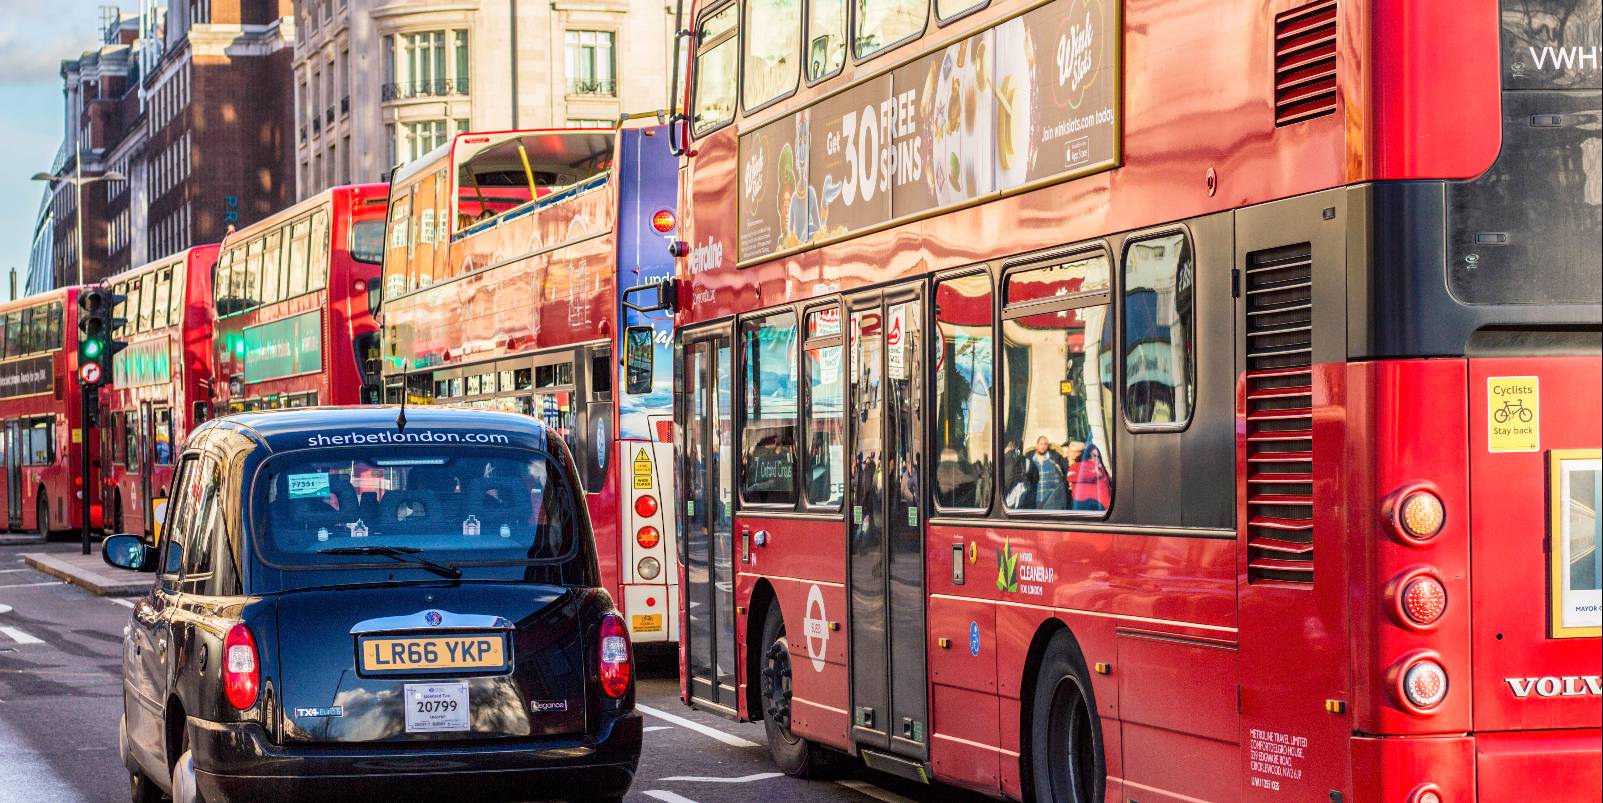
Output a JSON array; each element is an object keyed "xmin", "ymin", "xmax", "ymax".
[{"xmin": 318, "ymin": 545, "xmax": 463, "ymax": 580}]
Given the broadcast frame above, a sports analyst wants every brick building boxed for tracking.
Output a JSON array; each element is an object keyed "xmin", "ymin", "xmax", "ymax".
[{"xmin": 30, "ymin": 1, "xmax": 297, "ymax": 291}]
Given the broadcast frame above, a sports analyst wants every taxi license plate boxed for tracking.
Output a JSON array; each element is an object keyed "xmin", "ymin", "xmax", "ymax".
[
  {"xmin": 359, "ymin": 634, "xmax": 508, "ymax": 674},
  {"xmin": 631, "ymin": 614, "xmax": 663, "ymax": 633}
]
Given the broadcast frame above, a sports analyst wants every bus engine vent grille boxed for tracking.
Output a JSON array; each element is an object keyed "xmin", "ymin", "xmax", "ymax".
[
  {"xmin": 1274, "ymin": 0, "xmax": 1338, "ymax": 126},
  {"xmin": 1244, "ymin": 243, "xmax": 1314, "ymax": 584}
]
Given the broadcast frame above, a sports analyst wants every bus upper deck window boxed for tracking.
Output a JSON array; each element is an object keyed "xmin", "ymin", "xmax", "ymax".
[
  {"xmin": 693, "ymin": 4, "xmax": 739, "ymax": 136},
  {"xmin": 807, "ymin": 0, "xmax": 846, "ymax": 81},
  {"xmin": 854, "ymin": 0, "xmax": 926, "ymax": 60}
]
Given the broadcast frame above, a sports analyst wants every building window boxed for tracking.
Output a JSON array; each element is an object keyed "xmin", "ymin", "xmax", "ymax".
[
  {"xmin": 565, "ymin": 30, "xmax": 616, "ymax": 96},
  {"xmin": 383, "ymin": 30, "xmax": 469, "ymax": 100},
  {"xmin": 400, "ymin": 120, "xmax": 449, "ymax": 163}
]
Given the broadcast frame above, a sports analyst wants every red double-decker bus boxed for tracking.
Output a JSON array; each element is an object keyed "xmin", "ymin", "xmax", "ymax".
[
  {"xmin": 671, "ymin": 0, "xmax": 1600, "ymax": 800},
  {"xmin": 98, "ymin": 244, "xmax": 219, "ymax": 539},
  {"xmin": 0, "ymin": 288, "xmax": 98, "ymax": 537},
  {"xmin": 212, "ymin": 184, "xmax": 389, "ymax": 413},
  {"xmin": 379, "ymin": 121, "xmax": 683, "ymax": 645}
]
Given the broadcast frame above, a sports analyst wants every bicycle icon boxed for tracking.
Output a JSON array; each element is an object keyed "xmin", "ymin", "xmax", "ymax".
[{"xmin": 1492, "ymin": 399, "xmax": 1534, "ymax": 424}]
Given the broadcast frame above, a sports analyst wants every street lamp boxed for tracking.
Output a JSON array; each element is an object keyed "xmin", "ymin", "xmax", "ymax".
[{"xmin": 32, "ymin": 164, "xmax": 127, "ymax": 288}]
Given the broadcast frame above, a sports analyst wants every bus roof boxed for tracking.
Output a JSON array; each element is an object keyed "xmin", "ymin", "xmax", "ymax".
[
  {"xmin": 221, "ymin": 184, "xmax": 388, "ymax": 249},
  {"xmin": 100, "ymin": 243, "xmax": 220, "ymax": 288}
]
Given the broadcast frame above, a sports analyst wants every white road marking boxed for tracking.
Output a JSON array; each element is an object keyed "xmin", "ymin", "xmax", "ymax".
[
  {"xmin": 836, "ymin": 780, "xmax": 921, "ymax": 803},
  {"xmin": 636, "ymin": 704, "xmax": 760, "ymax": 748},
  {"xmin": 0, "ymin": 568, "xmax": 31, "ymax": 573},
  {"xmin": 660, "ymin": 772, "xmax": 783, "ymax": 784},
  {"xmin": 642, "ymin": 792, "xmax": 701, "ymax": 803},
  {"xmin": 0, "ymin": 626, "xmax": 43, "ymax": 645},
  {"xmin": 0, "ymin": 581, "xmax": 61, "ymax": 589},
  {"xmin": 642, "ymin": 725, "xmax": 673, "ymax": 732},
  {"xmin": 108, "ymin": 598, "xmax": 135, "ymax": 609},
  {"xmin": 0, "ymin": 603, "xmax": 11, "ymax": 614}
]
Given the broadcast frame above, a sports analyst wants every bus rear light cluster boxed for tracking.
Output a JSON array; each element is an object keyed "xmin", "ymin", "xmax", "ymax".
[
  {"xmin": 1384, "ymin": 485, "xmax": 1446, "ymax": 544},
  {"xmin": 1400, "ymin": 575, "xmax": 1448, "ymax": 627},
  {"xmin": 637, "ymin": 556, "xmax": 662, "ymax": 580},
  {"xmin": 636, "ymin": 525, "xmax": 661, "ymax": 549},
  {"xmin": 1394, "ymin": 653, "xmax": 1449, "ymax": 713},
  {"xmin": 634, "ymin": 494, "xmax": 658, "ymax": 518},
  {"xmin": 651, "ymin": 209, "xmax": 677, "ymax": 234}
]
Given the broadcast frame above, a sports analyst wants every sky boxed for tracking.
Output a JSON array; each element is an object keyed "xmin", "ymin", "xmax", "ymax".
[{"xmin": 0, "ymin": 3, "xmax": 114, "ymax": 301}]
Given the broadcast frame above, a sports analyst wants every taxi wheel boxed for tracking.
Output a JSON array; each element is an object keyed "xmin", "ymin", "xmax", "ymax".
[
  {"xmin": 170, "ymin": 734, "xmax": 205, "ymax": 803},
  {"xmin": 758, "ymin": 606, "xmax": 833, "ymax": 778},
  {"xmin": 128, "ymin": 768, "xmax": 161, "ymax": 803}
]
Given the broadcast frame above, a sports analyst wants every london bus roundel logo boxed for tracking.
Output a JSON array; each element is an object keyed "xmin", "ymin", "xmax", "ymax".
[
  {"xmin": 79, "ymin": 362, "xmax": 102, "ymax": 385},
  {"xmin": 804, "ymin": 584, "xmax": 829, "ymax": 672}
]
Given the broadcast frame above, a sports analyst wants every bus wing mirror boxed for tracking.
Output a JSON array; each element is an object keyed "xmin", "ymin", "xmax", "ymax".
[
  {"xmin": 624, "ymin": 326, "xmax": 656, "ymax": 395},
  {"xmin": 621, "ymin": 277, "xmax": 676, "ymax": 314},
  {"xmin": 192, "ymin": 400, "xmax": 212, "ymax": 425}
]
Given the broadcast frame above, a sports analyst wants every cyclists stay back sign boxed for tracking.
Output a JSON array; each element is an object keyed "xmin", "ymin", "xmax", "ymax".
[{"xmin": 1488, "ymin": 376, "xmax": 1539, "ymax": 453}]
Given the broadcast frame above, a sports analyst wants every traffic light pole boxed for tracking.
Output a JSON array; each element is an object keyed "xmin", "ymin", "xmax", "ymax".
[{"xmin": 80, "ymin": 390, "xmax": 92, "ymax": 555}]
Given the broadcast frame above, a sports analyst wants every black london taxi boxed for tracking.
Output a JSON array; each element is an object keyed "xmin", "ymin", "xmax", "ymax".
[{"xmin": 101, "ymin": 407, "xmax": 639, "ymax": 803}]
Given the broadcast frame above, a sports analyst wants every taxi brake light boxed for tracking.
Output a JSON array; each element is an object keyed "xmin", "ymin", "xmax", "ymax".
[
  {"xmin": 223, "ymin": 624, "xmax": 260, "ymax": 710},
  {"xmin": 599, "ymin": 613, "xmax": 632, "ymax": 699}
]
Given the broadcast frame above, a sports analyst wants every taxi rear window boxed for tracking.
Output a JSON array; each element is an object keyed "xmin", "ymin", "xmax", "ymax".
[{"xmin": 251, "ymin": 447, "xmax": 581, "ymax": 568}]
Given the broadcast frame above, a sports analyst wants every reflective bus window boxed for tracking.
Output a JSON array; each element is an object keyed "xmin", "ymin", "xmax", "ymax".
[
  {"xmin": 286, "ymin": 219, "xmax": 310, "ymax": 298},
  {"xmin": 152, "ymin": 269, "xmax": 173, "ymax": 330},
  {"xmin": 25, "ymin": 417, "xmax": 53, "ymax": 465},
  {"xmin": 803, "ymin": 307, "xmax": 844, "ymax": 508},
  {"xmin": 213, "ymin": 252, "xmax": 236, "ymax": 314},
  {"xmin": 806, "ymin": 0, "xmax": 846, "ymax": 81},
  {"xmin": 45, "ymin": 302, "xmax": 63, "ymax": 350},
  {"xmin": 1001, "ymin": 252, "xmax": 1114, "ymax": 514},
  {"xmin": 855, "ymin": 0, "xmax": 925, "ymax": 60},
  {"xmin": 383, "ymin": 194, "xmax": 412, "ymax": 298},
  {"xmin": 741, "ymin": 311, "xmax": 798, "ymax": 504},
  {"xmin": 934, "ymin": 273, "xmax": 994, "ymax": 510},
  {"xmin": 1124, "ymin": 232, "xmax": 1195, "ymax": 427},
  {"xmin": 125, "ymin": 412, "xmax": 142, "ymax": 472},
  {"xmin": 113, "ymin": 283, "xmax": 130, "ymax": 335},
  {"xmin": 19, "ymin": 308, "xmax": 36, "ymax": 354},
  {"xmin": 243, "ymin": 239, "xmax": 265, "ymax": 310},
  {"xmin": 261, "ymin": 230, "xmax": 285, "ymax": 305},
  {"xmin": 693, "ymin": 4, "xmax": 739, "ymax": 136},
  {"xmin": 936, "ymin": 0, "xmax": 985, "ymax": 22},
  {"xmin": 166, "ymin": 270, "xmax": 184, "ymax": 326},
  {"xmin": 308, "ymin": 209, "xmax": 330, "ymax": 292},
  {"xmin": 2, "ymin": 313, "xmax": 17, "ymax": 358},
  {"xmin": 126, "ymin": 276, "xmax": 145, "ymax": 333},
  {"xmin": 743, "ymin": 0, "xmax": 800, "ymax": 109}
]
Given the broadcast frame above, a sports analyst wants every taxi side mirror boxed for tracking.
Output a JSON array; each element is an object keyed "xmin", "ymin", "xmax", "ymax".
[{"xmin": 102, "ymin": 533, "xmax": 156, "ymax": 573}]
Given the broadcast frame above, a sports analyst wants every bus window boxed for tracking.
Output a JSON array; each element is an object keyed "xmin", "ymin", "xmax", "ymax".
[
  {"xmin": 18, "ymin": 308, "xmax": 35, "ymax": 355},
  {"xmin": 152, "ymin": 268, "xmax": 173, "ymax": 330},
  {"xmin": 934, "ymin": 273, "xmax": 994, "ymax": 511},
  {"xmin": 286, "ymin": 219, "xmax": 310, "ymax": 298},
  {"xmin": 137, "ymin": 271, "xmax": 156, "ymax": 332},
  {"xmin": 261, "ymin": 230, "xmax": 285, "ymax": 305},
  {"xmin": 153, "ymin": 408, "xmax": 175, "ymax": 466},
  {"xmin": 741, "ymin": 311, "xmax": 798, "ymax": 505},
  {"xmin": 1001, "ymin": 252, "xmax": 1114, "ymax": 515},
  {"xmin": 693, "ymin": 4, "xmax": 739, "ymax": 136},
  {"xmin": 384, "ymin": 193, "xmax": 412, "ymax": 298},
  {"xmin": 124, "ymin": 413, "xmax": 141, "ymax": 474},
  {"xmin": 113, "ymin": 283, "xmax": 130, "ymax": 334},
  {"xmin": 112, "ymin": 413, "xmax": 126, "ymax": 465},
  {"xmin": 3, "ymin": 313, "xmax": 19, "ymax": 358},
  {"xmin": 26, "ymin": 418, "xmax": 53, "ymax": 465},
  {"xmin": 45, "ymin": 302, "xmax": 63, "ymax": 351},
  {"xmin": 936, "ymin": 0, "xmax": 985, "ymax": 22},
  {"xmin": 743, "ymin": 0, "xmax": 801, "ymax": 109},
  {"xmin": 213, "ymin": 252, "xmax": 237, "ymax": 315},
  {"xmin": 308, "ymin": 209, "xmax": 330, "ymax": 292},
  {"xmin": 803, "ymin": 306, "xmax": 845, "ymax": 508},
  {"xmin": 854, "ymin": 0, "xmax": 925, "ymax": 60},
  {"xmin": 806, "ymin": 0, "xmax": 846, "ymax": 82},
  {"xmin": 410, "ymin": 172, "xmax": 437, "ymax": 291},
  {"xmin": 166, "ymin": 269, "xmax": 184, "ymax": 327},
  {"xmin": 431, "ymin": 167, "xmax": 449, "ymax": 282},
  {"xmin": 243, "ymin": 239, "xmax": 265, "ymax": 311},
  {"xmin": 456, "ymin": 133, "xmax": 613, "ymax": 228},
  {"xmin": 1123, "ymin": 232, "xmax": 1195, "ymax": 428}
]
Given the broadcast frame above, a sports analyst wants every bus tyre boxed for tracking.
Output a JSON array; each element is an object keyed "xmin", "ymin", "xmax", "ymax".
[
  {"xmin": 36, "ymin": 498, "xmax": 49, "ymax": 539},
  {"xmin": 759, "ymin": 605, "xmax": 833, "ymax": 778},
  {"xmin": 1027, "ymin": 632, "xmax": 1105, "ymax": 803}
]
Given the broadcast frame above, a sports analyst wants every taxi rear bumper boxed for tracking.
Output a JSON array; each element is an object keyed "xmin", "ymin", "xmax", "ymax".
[{"xmin": 188, "ymin": 710, "xmax": 641, "ymax": 802}]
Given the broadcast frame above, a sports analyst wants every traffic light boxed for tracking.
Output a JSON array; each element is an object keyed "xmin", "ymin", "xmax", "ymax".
[{"xmin": 76, "ymin": 286, "xmax": 127, "ymax": 387}]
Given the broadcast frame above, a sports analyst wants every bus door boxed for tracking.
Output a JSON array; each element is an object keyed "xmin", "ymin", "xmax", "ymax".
[
  {"xmin": 680, "ymin": 332, "xmax": 738, "ymax": 712},
  {"xmin": 4, "ymin": 420, "xmax": 19, "ymax": 530},
  {"xmin": 845, "ymin": 285, "xmax": 928, "ymax": 760}
]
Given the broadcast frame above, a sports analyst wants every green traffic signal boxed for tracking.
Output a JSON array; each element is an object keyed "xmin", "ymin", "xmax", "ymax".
[{"xmin": 82, "ymin": 338, "xmax": 105, "ymax": 360}]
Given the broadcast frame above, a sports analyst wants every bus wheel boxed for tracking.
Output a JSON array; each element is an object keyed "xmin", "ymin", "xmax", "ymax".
[
  {"xmin": 112, "ymin": 495, "xmax": 124, "ymax": 536},
  {"xmin": 1028, "ymin": 632, "xmax": 1104, "ymax": 803},
  {"xmin": 35, "ymin": 498, "xmax": 49, "ymax": 539},
  {"xmin": 759, "ymin": 605, "xmax": 833, "ymax": 778}
]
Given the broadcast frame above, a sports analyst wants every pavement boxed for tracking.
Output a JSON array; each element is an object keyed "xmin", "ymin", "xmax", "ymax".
[
  {"xmin": 20, "ymin": 547, "xmax": 147, "ymax": 597},
  {"xmin": 0, "ymin": 541, "xmax": 993, "ymax": 803}
]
